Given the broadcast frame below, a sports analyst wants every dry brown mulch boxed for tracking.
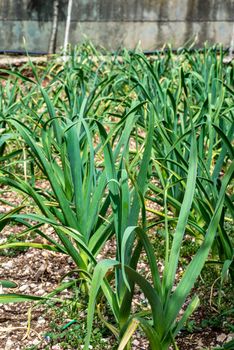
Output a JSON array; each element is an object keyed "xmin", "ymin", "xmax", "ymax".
[{"xmin": 0, "ymin": 244, "xmax": 76, "ymax": 350}]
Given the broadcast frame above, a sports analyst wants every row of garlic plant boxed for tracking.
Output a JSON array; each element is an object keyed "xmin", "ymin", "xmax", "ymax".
[{"xmin": 0, "ymin": 44, "xmax": 233, "ymax": 349}]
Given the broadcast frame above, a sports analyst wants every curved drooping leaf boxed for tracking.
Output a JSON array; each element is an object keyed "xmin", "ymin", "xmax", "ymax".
[{"xmin": 0, "ymin": 280, "xmax": 18, "ymax": 289}]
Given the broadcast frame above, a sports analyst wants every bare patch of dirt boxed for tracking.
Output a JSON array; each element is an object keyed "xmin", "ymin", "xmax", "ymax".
[{"xmin": 0, "ymin": 56, "xmax": 48, "ymax": 69}]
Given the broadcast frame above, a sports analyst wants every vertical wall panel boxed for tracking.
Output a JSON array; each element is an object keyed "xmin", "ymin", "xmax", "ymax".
[{"xmin": 0, "ymin": 0, "xmax": 233, "ymax": 51}]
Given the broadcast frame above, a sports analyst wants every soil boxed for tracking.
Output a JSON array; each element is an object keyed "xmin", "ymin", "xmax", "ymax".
[
  {"xmin": 0, "ymin": 56, "xmax": 48, "ymax": 69},
  {"xmin": 0, "ymin": 248, "xmax": 75, "ymax": 350}
]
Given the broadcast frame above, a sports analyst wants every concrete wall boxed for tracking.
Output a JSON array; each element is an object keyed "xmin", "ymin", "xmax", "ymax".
[{"xmin": 0, "ymin": 0, "xmax": 234, "ymax": 52}]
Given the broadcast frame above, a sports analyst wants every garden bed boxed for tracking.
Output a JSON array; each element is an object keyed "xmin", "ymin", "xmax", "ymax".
[{"xmin": 0, "ymin": 44, "xmax": 233, "ymax": 350}]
